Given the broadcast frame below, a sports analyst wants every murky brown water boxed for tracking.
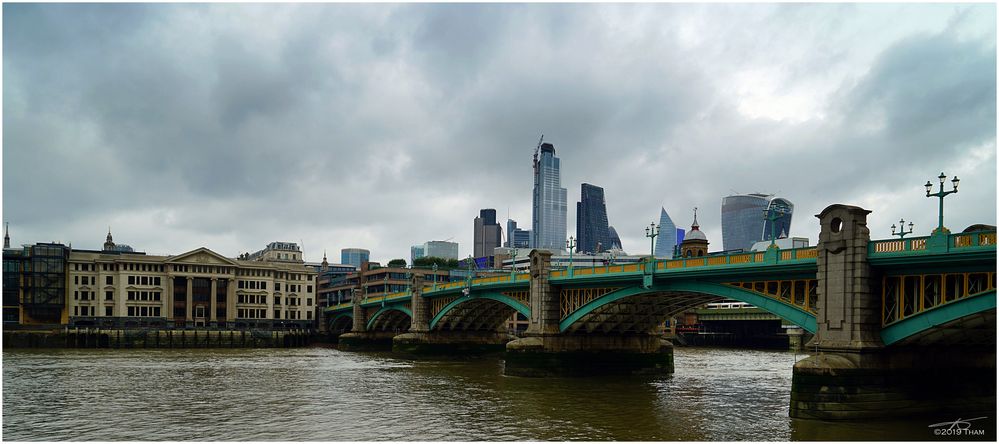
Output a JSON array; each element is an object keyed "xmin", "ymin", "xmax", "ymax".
[{"xmin": 2, "ymin": 346, "xmax": 991, "ymax": 440}]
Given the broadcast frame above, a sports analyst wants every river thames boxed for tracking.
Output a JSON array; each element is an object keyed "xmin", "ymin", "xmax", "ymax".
[{"xmin": 2, "ymin": 346, "xmax": 988, "ymax": 441}]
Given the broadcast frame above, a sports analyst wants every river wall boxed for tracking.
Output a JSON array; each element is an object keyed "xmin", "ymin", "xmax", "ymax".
[{"xmin": 3, "ymin": 328, "xmax": 315, "ymax": 348}]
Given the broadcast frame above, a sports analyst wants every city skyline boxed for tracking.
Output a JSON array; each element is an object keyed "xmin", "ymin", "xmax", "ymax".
[{"xmin": 3, "ymin": 4, "xmax": 995, "ymax": 264}]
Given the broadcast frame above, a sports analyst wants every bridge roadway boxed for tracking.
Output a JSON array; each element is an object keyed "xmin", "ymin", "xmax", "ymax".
[{"xmin": 326, "ymin": 204, "xmax": 996, "ymax": 420}]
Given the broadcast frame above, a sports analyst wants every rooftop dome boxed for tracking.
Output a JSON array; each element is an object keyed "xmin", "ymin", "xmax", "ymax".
[{"xmin": 684, "ymin": 207, "xmax": 708, "ymax": 241}]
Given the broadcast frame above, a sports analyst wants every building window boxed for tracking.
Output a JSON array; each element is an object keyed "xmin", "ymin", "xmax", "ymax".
[
  {"xmin": 105, "ymin": 291, "xmax": 113, "ymax": 301},
  {"xmin": 275, "ymin": 283, "xmax": 281, "ymax": 291},
  {"xmin": 128, "ymin": 306, "xmax": 135, "ymax": 316},
  {"xmin": 307, "ymin": 285, "xmax": 313, "ymax": 293},
  {"xmin": 128, "ymin": 276, "xmax": 135, "ymax": 285},
  {"xmin": 307, "ymin": 298, "xmax": 312, "ymax": 306},
  {"xmin": 154, "ymin": 277, "xmax": 161, "ymax": 286},
  {"xmin": 106, "ymin": 276, "xmax": 113, "ymax": 285},
  {"xmin": 154, "ymin": 307, "xmax": 160, "ymax": 317},
  {"xmin": 105, "ymin": 306, "xmax": 113, "ymax": 316}
]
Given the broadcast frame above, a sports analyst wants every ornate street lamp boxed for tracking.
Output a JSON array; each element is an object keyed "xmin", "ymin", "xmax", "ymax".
[
  {"xmin": 891, "ymin": 218, "xmax": 914, "ymax": 239},
  {"xmin": 510, "ymin": 248, "xmax": 518, "ymax": 280},
  {"xmin": 645, "ymin": 222, "xmax": 660, "ymax": 258},
  {"xmin": 566, "ymin": 237, "xmax": 576, "ymax": 277},
  {"xmin": 432, "ymin": 263, "xmax": 438, "ymax": 290},
  {"xmin": 763, "ymin": 206, "xmax": 788, "ymax": 249},
  {"xmin": 925, "ymin": 172, "xmax": 959, "ymax": 234}
]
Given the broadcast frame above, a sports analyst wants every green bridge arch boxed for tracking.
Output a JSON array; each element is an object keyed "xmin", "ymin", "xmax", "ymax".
[
  {"xmin": 880, "ymin": 290, "xmax": 996, "ymax": 346},
  {"xmin": 366, "ymin": 305, "xmax": 414, "ymax": 331},
  {"xmin": 429, "ymin": 292, "xmax": 531, "ymax": 330},
  {"xmin": 558, "ymin": 281, "xmax": 818, "ymax": 333}
]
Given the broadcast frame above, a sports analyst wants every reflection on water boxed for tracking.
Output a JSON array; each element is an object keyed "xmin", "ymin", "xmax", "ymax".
[{"xmin": 3, "ymin": 346, "xmax": 986, "ymax": 441}]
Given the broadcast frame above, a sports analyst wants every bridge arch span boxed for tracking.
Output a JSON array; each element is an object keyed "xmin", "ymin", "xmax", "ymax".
[
  {"xmin": 366, "ymin": 306, "xmax": 413, "ymax": 332},
  {"xmin": 881, "ymin": 290, "xmax": 995, "ymax": 346},
  {"xmin": 329, "ymin": 313, "xmax": 354, "ymax": 334},
  {"xmin": 430, "ymin": 292, "xmax": 530, "ymax": 332},
  {"xmin": 559, "ymin": 281, "xmax": 817, "ymax": 334}
]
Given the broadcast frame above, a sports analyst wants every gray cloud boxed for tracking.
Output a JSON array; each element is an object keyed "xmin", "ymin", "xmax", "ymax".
[{"xmin": 3, "ymin": 3, "xmax": 995, "ymax": 263}]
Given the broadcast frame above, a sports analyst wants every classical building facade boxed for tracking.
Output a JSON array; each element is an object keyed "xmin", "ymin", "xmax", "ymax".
[{"xmin": 65, "ymin": 245, "xmax": 317, "ymax": 330}]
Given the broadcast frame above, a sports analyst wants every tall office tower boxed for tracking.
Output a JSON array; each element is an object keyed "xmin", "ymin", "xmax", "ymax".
[
  {"xmin": 340, "ymin": 248, "xmax": 370, "ymax": 268},
  {"xmin": 676, "ymin": 228, "xmax": 686, "ymax": 246},
  {"xmin": 608, "ymin": 226, "xmax": 623, "ymax": 250},
  {"xmin": 531, "ymin": 142, "xmax": 567, "ymax": 250},
  {"xmin": 474, "ymin": 209, "xmax": 502, "ymax": 258},
  {"xmin": 721, "ymin": 194, "xmax": 795, "ymax": 251},
  {"xmin": 576, "ymin": 183, "xmax": 612, "ymax": 254},
  {"xmin": 506, "ymin": 219, "xmax": 517, "ymax": 247},
  {"xmin": 653, "ymin": 207, "xmax": 679, "ymax": 258}
]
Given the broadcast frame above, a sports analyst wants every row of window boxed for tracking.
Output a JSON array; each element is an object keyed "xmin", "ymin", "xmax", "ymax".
[
  {"xmin": 127, "ymin": 291, "xmax": 162, "ymax": 301},
  {"xmin": 238, "ymin": 294, "xmax": 267, "ymax": 305},
  {"xmin": 74, "ymin": 275, "xmax": 98, "ymax": 286},
  {"xmin": 128, "ymin": 306, "xmax": 162, "ymax": 317},
  {"xmin": 127, "ymin": 275, "xmax": 162, "ymax": 286},
  {"xmin": 237, "ymin": 308, "xmax": 268, "ymax": 319},
  {"xmin": 74, "ymin": 291, "xmax": 96, "ymax": 301},
  {"xmin": 238, "ymin": 280, "xmax": 268, "ymax": 290}
]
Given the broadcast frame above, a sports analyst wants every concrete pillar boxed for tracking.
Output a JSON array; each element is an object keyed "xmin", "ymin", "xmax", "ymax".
[
  {"xmin": 809, "ymin": 204, "xmax": 882, "ymax": 351},
  {"xmin": 210, "ymin": 278, "xmax": 218, "ymax": 323},
  {"xmin": 165, "ymin": 275, "xmax": 174, "ymax": 323},
  {"xmin": 408, "ymin": 275, "xmax": 429, "ymax": 333},
  {"xmin": 350, "ymin": 287, "xmax": 366, "ymax": 333},
  {"xmin": 185, "ymin": 276, "xmax": 193, "ymax": 323},
  {"xmin": 226, "ymin": 278, "xmax": 237, "ymax": 324},
  {"xmin": 525, "ymin": 249, "xmax": 558, "ymax": 335}
]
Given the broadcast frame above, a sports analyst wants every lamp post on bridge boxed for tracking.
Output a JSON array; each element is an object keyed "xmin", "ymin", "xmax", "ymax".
[
  {"xmin": 925, "ymin": 172, "xmax": 959, "ymax": 235},
  {"xmin": 432, "ymin": 263, "xmax": 438, "ymax": 290},
  {"xmin": 509, "ymin": 248, "xmax": 518, "ymax": 280},
  {"xmin": 566, "ymin": 237, "xmax": 576, "ymax": 277},
  {"xmin": 891, "ymin": 218, "xmax": 914, "ymax": 239},
  {"xmin": 763, "ymin": 206, "xmax": 788, "ymax": 249},
  {"xmin": 645, "ymin": 222, "xmax": 659, "ymax": 258}
]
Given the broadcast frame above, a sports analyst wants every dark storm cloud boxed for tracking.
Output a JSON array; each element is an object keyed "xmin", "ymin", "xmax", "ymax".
[{"xmin": 3, "ymin": 3, "xmax": 995, "ymax": 262}]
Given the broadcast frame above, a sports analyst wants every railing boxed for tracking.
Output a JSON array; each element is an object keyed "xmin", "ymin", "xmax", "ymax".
[{"xmin": 869, "ymin": 231, "xmax": 996, "ymax": 256}]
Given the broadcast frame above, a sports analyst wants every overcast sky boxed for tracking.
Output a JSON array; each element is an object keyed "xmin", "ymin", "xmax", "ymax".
[{"xmin": 3, "ymin": 3, "xmax": 996, "ymax": 264}]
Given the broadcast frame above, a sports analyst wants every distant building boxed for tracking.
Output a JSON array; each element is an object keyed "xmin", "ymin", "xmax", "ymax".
[
  {"xmin": 653, "ymin": 207, "xmax": 679, "ymax": 258},
  {"xmin": 532, "ymin": 142, "xmax": 567, "ymax": 250},
  {"xmin": 4, "ymin": 241, "xmax": 70, "ymax": 325},
  {"xmin": 473, "ymin": 209, "xmax": 503, "ymax": 258},
  {"xmin": 411, "ymin": 245, "xmax": 425, "ymax": 264},
  {"xmin": 341, "ymin": 248, "xmax": 370, "ymax": 269},
  {"xmin": 423, "ymin": 240, "xmax": 459, "ymax": 260},
  {"xmin": 721, "ymin": 193, "xmax": 795, "ymax": 251},
  {"xmin": 576, "ymin": 183, "xmax": 613, "ymax": 254},
  {"xmin": 506, "ymin": 219, "xmax": 531, "ymax": 248},
  {"xmin": 608, "ymin": 226, "xmax": 623, "ymax": 250},
  {"xmin": 246, "ymin": 241, "xmax": 303, "ymax": 263}
]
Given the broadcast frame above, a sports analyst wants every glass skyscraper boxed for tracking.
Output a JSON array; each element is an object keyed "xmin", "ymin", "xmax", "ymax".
[
  {"xmin": 721, "ymin": 194, "xmax": 795, "ymax": 251},
  {"xmin": 653, "ymin": 207, "xmax": 678, "ymax": 258},
  {"xmin": 474, "ymin": 209, "xmax": 502, "ymax": 258},
  {"xmin": 576, "ymin": 183, "xmax": 612, "ymax": 254},
  {"xmin": 340, "ymin": 248, "xmax": 370, "ymax": 268},
  {"xmin": 608, "ymin": 226, "xmax": 623, "ymax": 250},
  {"xmin": 531, "ymin": 143, "xmax": 567, "ymax": 250}
]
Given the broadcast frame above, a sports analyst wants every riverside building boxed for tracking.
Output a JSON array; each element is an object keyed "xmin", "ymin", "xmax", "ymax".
[{"xmin": 30, "ymin": 231, "xmax": 319, "ymax": 330}]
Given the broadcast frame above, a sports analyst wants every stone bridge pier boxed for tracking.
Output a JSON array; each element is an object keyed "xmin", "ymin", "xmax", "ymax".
[
  {"xmin": 337, "ymin": 288, "xmax": 398, "ymax": 350},
  {"xmin": 504, "ymin": 250, "xmax": 674, "ymax": 377},
  {"xmin": 393, "ymin": 275, "xmax": 515, "ymax": 354},
  {"xmin": 790, "ymin": 205, "xmax": 995, "ymax": 420}
]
